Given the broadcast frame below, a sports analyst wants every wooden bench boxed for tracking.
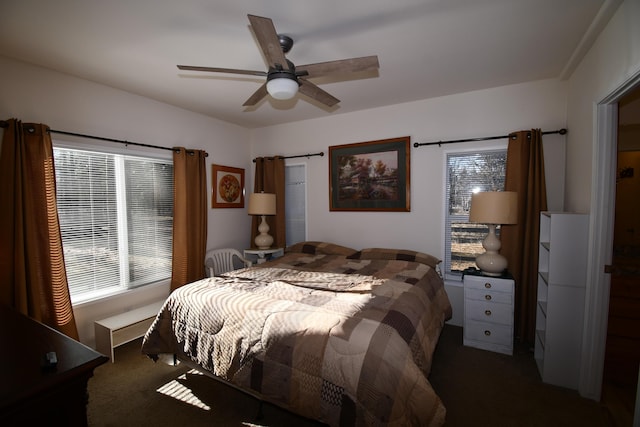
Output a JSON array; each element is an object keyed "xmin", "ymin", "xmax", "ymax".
[{"xmin": 94, "ymin": 300, "xmax": 165, "ymax": 362}]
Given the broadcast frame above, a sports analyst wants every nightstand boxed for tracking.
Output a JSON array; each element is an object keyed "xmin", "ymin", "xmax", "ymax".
[
  {"xmin": 243, "ymin": 247, "xmax": 284, "ymax": 264},
  {"xmin": 463, "ymin": 271, "xmax": 514, "ymax": 355}
]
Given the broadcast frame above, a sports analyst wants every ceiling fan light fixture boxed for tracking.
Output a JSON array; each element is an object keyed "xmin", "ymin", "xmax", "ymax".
[{"xmin": 266, "ymin": 77, "xmax": 299, "ymax": 100}]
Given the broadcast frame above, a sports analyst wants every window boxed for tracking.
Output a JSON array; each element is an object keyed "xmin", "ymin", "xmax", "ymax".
[
  {"xmin": 444, "ymin": 150, "xmax": 507, "ymax": 279},
  {"xmin": 54, "ymin": 147, "xmax": 173, "ymax": 303},
  {"xmin": 285, "ymin": 164, "xmax": 306, "ymax": 246}
]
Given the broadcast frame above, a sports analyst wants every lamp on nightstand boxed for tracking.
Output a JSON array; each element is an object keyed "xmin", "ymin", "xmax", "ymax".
[
  {"xmin": 468, "ymin": 191, "xmax": 518, "ymax": 276},
  {"xmin": 248, "ymin": 192, "xmax": 276, "ymax": 249}
]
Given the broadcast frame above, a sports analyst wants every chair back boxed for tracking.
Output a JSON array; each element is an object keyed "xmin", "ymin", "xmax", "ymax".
[{"xmin": 205, "ymin": 248, "xmax": 251, "ymax": 277}]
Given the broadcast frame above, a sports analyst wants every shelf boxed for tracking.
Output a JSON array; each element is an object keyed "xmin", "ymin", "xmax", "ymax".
[
  {"xmin": 539, "ymin": 271, "xmax": 549, "ymax": 285},
  {"xmin": 536, "ymin": 329, "xmax": 546, "ymax": 349},
  {"xmin": 535, "ymin": 356, "xmax": 544, "ymax": 375},
  {"xmin": 537, "ymin": 300, "xmax": 547, "ymax": 317},
  {"xmin": 534, "ymin": 330, "xmax": 545, "ymax": 376}
]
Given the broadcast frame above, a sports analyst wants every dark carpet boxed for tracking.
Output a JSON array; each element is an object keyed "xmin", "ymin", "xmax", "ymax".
[{"xmin": 86, "ymin": 324, "xmax": 612, "ymax": 426}]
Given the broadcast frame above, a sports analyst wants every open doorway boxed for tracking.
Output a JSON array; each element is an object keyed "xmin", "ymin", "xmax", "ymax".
[{"xmin": 601, "ymin": 86, "xmax": 640, "ymax": 426}]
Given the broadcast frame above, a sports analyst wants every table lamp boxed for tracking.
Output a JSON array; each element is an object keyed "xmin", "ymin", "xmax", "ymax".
[
  {"xmin": 248, "ymin": 192, "xmax": 276, "ymax": 249},
  {"xmin": 468, "ymin": 191, "xmax": 518, "ymax": 276}
]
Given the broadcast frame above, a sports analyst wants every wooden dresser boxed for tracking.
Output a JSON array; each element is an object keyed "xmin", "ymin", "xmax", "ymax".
[{"xmin": 0, "ymin": 304, "xmax": 108, "ymax": 426}]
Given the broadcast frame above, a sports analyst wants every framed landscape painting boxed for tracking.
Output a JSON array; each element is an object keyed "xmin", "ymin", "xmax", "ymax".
[
  {"xmin": 329, "ymin": 136, "xmax": 410, "ymax": 211},
  {"xmin": 212, "ymin": 164, "xmax": 244, "ymax": 208}
]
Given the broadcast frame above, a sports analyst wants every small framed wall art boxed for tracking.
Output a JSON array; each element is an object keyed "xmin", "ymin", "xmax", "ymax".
[
  {"xmin": 212, "ymin": 164, "xmax": 245, "ymax": 208},
  {"xmin": 329, "ymin": 136, "xmax": 411, "ymax": 211}
]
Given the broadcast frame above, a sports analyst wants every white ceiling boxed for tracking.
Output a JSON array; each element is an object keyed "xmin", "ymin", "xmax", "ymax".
[{"xmin": 0, "ymin": 0, "xmax": 614, "ymax": 129}]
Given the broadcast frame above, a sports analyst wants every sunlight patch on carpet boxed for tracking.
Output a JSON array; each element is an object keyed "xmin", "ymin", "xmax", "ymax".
[{"xmin": 156, "ymin": 369, "xmax": 211, "ymax": 411}]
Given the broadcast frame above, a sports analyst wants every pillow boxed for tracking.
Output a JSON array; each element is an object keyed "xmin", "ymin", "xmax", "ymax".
[
  {"xmin": 347, "ymin": 248, "xmax": 441, "ymax": 268},
  {"xmin": 286, "ymin": 241, "xmax": 358, "ymax": 256}
]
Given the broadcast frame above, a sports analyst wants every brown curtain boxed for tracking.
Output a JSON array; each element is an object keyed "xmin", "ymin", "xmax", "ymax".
[
  {"xmin": 0, "ymin": 119, "xmax": 79, "ymax": 339},
  {"xmin": 500, "ymin": 129, "xmax": 547, "ymax": 346},
  {"xmin": 251, "ymin": 156, "xmax": 286, "ymax": 249},
  {"xmin": 170, "ymin": 147, "xmax": 207, "ymax": 291}
]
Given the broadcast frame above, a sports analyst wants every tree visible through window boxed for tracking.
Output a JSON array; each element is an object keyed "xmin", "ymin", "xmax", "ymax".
[
  {"xmin": 445, "ymin": 150, "xmax": 507, "ymax": 277},
  {"xmin": 54, "ymin": 147, "xmax": 174, "ymax": 302}
]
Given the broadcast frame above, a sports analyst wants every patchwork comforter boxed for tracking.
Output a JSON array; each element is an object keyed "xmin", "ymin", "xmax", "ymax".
[{"xmin": 142, "ymin": 243, "xmax": 452, "ymax": 426}]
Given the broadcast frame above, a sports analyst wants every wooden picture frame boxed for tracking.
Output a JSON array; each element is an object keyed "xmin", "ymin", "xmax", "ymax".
[
  {"xmin": 329, "ymin": 136, "xmax": 411, "ymax": 211},
  {"xmin": 212, "ymin": 164, "xmax": 245, "ymax": 208}
]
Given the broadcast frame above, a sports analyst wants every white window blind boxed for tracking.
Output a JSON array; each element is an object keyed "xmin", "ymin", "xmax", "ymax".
[
  {"xmin": 444, "ymin": 150, "xmax": 506, "ymax": 279},
  {"xmin": 54, "ymin": 147, "xmax": 173, "ymax": 302},
  {"xmin": 285, "ymin": 164, "xmax": 306, "ymax": 247}
]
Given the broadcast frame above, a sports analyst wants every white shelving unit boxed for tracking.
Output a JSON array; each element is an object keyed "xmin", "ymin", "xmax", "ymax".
[{"xmin": 535, "ymin": 212, "xmax": 588, "ymax": 390}]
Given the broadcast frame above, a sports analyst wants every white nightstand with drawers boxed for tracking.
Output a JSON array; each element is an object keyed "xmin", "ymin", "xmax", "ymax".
[
  {"xmin": 243, "ymin": 247, "xmax": 284, "ymax": 264},
  {"xmin": 463, "ymin": 272, "xmax": 514, "ymax": 355}
]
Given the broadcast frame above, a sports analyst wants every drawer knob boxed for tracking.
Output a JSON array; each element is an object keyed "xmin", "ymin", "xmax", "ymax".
[
  {"xmin": 485, "ymin": 294, "xmax": 492, "ymax": 301},
  {"xmin": 484, "ymin": 282, "xmax": 492, "ymax": 289},
  {"xmin": 485, "ymin": 310, "xmax": 492, "ymax": 316},
  {"xmin": 484, "ymin": 330, "xmax": 491, "ymax": 336}
]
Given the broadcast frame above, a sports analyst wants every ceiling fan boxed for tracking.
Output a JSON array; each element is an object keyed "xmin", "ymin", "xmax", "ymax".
[{"xmin": 177, "ymin": 14, "xmax": 379, "ymax": 108}]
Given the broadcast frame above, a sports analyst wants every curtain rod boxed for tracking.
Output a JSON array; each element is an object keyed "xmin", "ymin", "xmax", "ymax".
[
  {"xmin": 253, "ymin": 152, "xmax": 324, "ymax": 163},
  {"xmin": 0, "ymin": 120, "xmax": 208, "ymax": 157},
  {"xmin": 413, "ymin": 128, "xmax": 567, "ymax": 148}
]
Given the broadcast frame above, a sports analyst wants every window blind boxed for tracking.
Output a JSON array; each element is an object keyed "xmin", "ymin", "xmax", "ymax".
[
  {"xmin": 285, "ymin": 164, "xmax": 306, "ymax": 247},
  {"xmin": 54, "ymin": 148, "xmax": 173, "ymax": 302}
]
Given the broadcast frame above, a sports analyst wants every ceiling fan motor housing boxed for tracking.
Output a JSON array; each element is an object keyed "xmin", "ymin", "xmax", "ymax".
[
  {"xmin": 278, "ymin": 34, "xmax": 293, "ymax": 53},
  {"xmin": 267, "ymin": 70, "xmax": 299, "ymax": 82},
  {"xmin": 267, "ymin": 59, "xmax": 299, "ymax": 82}
]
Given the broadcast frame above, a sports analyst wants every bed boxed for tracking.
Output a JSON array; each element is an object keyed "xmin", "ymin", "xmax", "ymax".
[{"xmin": 141, "ymin": 241, "xmax": 452, "ymax": 426}]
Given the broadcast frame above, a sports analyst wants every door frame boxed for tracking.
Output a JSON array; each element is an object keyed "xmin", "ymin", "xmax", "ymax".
[{"xmin": 581, "ymin": 69, "xmax": 640, "ymax": 400}]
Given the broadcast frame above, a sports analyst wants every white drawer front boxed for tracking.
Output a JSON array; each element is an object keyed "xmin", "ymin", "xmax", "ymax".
[
  {"xmin": 465, "ymin": 299, "xmax": 513, "ymax": 325},
  {"xmin": 464, "ymin": 275, "xmax": 513, "ymax": 293},
  {"xmin": 464, "ymin": 321, "xmax": 513, "ymax": 346},
  {"xmin": 465, "ymin": 288, "xmax": 513, "ymax": 304}
]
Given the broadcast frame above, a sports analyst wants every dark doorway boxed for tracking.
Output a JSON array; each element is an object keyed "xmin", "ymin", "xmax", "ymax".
[{"xmin": 602, "ymin": 85, "xmax": 640, "ymax": 426}]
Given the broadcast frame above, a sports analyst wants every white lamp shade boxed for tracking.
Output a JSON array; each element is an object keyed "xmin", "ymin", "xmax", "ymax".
[
  {"xmin": 248, "ymin": 193, "xmax": 276, "ymax": 215},
  {"xmin": 469, "ymin": 191, "xmax": 518, "ymax": 225},
  {"xmin": 266, "ymin": 78, "xmax": 299, "ymax": 100}
]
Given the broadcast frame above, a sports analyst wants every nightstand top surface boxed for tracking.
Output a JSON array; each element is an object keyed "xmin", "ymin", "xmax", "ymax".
[{"xmin": 461, "ymin": 267, "xmax": 513, "ymax": 280}]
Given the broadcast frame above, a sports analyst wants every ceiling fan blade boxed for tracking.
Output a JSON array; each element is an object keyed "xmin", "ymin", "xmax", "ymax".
[
  {"xmin": 298, "ymin": 79, "xmax": 340, "ymax": 107},
  {"xmin": 297, "ymin": 56, "xmax": 379, "ymax": 78},
  {"xmin": 242, "ymin": 83, "xmax": 269, "ymax": 106},
  {"xmin": 248, "ymin": 14, "xmax": 290, "ymax": 71},
  {"xmin": 177, "ymin": 65, "xmax": 267, "ymax": 77}
]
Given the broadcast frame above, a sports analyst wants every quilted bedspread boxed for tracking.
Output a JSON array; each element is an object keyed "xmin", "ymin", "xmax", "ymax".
[{"xmin": 142, "ymin": 248, "xmax": 451, "ymax": 426}]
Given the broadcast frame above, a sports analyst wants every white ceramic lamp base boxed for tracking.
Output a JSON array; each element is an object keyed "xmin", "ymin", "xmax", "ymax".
[
  {"xmin": 254, "ymin": 215, "xmax": 273, "ymax": 249},
  {"xmin": 475, "ymin": 224, "xmax": 508, "ymax": 276}
]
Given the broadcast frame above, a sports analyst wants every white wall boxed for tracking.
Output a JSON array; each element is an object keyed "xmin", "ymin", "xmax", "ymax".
[
  {"xmin": 251, "ymin": 79, "xmax": 567, "ymax": 260},
  {"xmin": 0, "ymin": 55, "xmax": 253, "ymax": 346},
  {"xmin": 565, "ymin": 0, "xmax": 640, "ymax": 212}
]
